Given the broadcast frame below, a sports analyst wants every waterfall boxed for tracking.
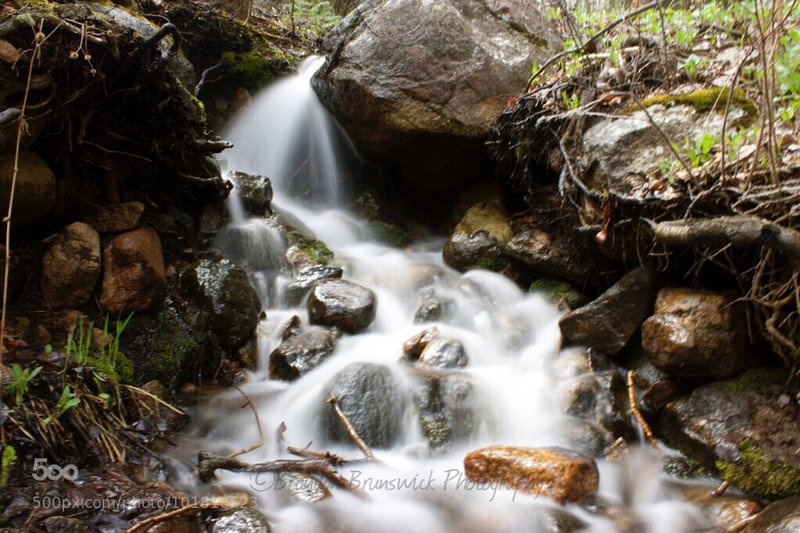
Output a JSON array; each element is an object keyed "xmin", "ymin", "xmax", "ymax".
[{"xmin": 179, "ymin": 57, "xmax": 710, "ymax": 533}]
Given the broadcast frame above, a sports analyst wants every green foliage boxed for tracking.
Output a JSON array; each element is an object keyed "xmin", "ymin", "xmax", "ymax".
[
  {"xmin": 677, "ymin": 53, "xmax": 704, "ymax": 81},
  {"xmin": 6, "ymin": 364, "xmax": 42, "ymax": 404},
  {"xmin": 562, "ymin": 91, "xmax": 580, "ymax": 111},
  {"xmin": 716, "ymin": 440, "xmax": 800, "ymax": 498},
  {"xmin": 686, "ymin": 132, "xmax": 720, "ymax": 167},
  {"xmin": 144, "ymin": 314, "xmax": 198, "ymax": 383},
  {"xmin": 287, "ymin": 231, "xmax": 334, "ymax": 265},
  {"xmin": 0, "ymin": 445, "xmax": 16, "ymax": 488},
  {"xmin": 286, "ymin": 0, "xmax": 341, "ymax": 37},
  {"xmin": 44, "ymin": 385, "xmax": 80, "ymax": 425},
  {"xmin": 219, "ymin": 51, "xmax": 281, "ymax": 92},
  {"xmin": 66, "ymin": 314, "xmax": 134, "ymax": 383}
]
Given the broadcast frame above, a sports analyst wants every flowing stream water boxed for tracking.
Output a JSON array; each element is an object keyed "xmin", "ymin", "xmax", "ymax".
[{"xmin": 177, "ymin": 57, "xmax": 712, "ymax": 532}]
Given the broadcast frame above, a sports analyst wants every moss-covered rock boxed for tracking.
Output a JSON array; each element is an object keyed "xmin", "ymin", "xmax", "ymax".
[
  {"xmin": 218, "ymin": 51, "xmax": 283, "ymax": 93},
  {"xmin": 366, "ymin": 220, "xmax": 409, "ymax": 248},
  {"xmin": 658, "ymin": 368, "xmax": 800, "ymax": 499},
  {"xmin": 286, "ymin": 231, "xmax": 334, "ymax": 265},
  {"xmin": 529, "ymin": 278, "xmax": 586, "ymax": 309},
  {"xmin": 636, "ymin": 87, "xmax": 758, "ymax": 125},
  {"xmin": 443, "ymin": 202, "xmax": 512, "ymax": 272}
]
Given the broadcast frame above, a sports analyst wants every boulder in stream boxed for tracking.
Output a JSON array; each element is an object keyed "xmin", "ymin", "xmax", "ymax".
[
  {"xmin": 414, "ymin": 373, "xmax": 477, "ymax": 452},
  {"xmin": 322, "ymin": 362, "xmax": 404, "ymax": 448},
  {"xmin": 443, "ymin": 202, "xmax": 513, "ymax": 272},
  {"xmin": 230, "ymin": 170, "xmax": 273, "ymax": 217},
  {"xmin": 463, "ymin": 446, "xmax": 599, "ymax": 504},
  {"xmin": 313, "ymin": 0, "xmax": 560, "ymax": 191},
  {"xmin": 269, "ymin": 326, "xmax": 337, "ymax": 381},
  {"xmin": 179, "ymin": 258, "xmax": 261, "ymax": 348},
  {"xmin": 559, "ymin": 267, "xmax": 657, "ymax": 355},
  {"xmin": 308, "ymin": 279, "xmax": 376, "ymax": 332}
]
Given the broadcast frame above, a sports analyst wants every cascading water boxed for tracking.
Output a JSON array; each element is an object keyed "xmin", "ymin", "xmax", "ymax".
[{"xmin": 177, "ymin": 57, "xmax": 714, "ymax": 532}]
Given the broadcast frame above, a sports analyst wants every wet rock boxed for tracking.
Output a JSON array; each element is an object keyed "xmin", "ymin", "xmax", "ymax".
[
  {"xmin": 0, "ymin": 151, "xmax": 55, "ymax": 229},
  {"xmin": 695, "ymin": 495, "xmax": 761, "ymax": 531},
  {"xmin": 308, "ymin": 279, "xmax": 376, "ymax": 332},
  {"xmin": 365, "ymin": 220, "xmax": 409, "ymax": 248},
  {"xmin": 414, "ymin": 374, "xmax": 477, "ymax": 452},
  {"xmin": 313, "ymin": 0, "xmax": 559, "ymax": 191},
  {"xmin": 180, "ymin": 258, "xmax": 260, "ymax": 348},
  {"xmin": 559, "ymin": 267, "xmax": 657, "ymax": 354},
  {"xmin": 744, "ymin": 497, "xmax": 800, "ymax": 532},
  {"xmin": 41, "ymin": 222, "xmax": 101, "ymax": 309},
  {"xmin": 281, "ymin": 315, "xmax": 303, "ymax": 340},
  {"xmin": 286, "ymin": 231, "xmax": 333, "ymax": 266},
  {"xmin": 269, "ymin": 327, "xmax": 337, "ymax": 381},
  {"xmin": 463, "ymin": 446, "xmax": 599, "ymax": 504},
  {"xmin": 620, "ymin": 346, "xmax": 682, "ymax": 416},
  {"xmin": 99, "ymin": 228, "xmax": 166, "ymax": 314},
  {"xmin": 659, "ymin": 368, "xmax": 800, "ymax": 499},
  {"xmin": 402, "ymin": 327, "xmax": 440, "ymax": 359},
  {"xmin": 216, "ymin": 218, "xmax": 288, "ymax": 272},
  {"xmin": 559, "ymin": 371, "xmax": 634, "ymax": 441},
  {"xmin": 580, "ymin": 90, "xmax": 756, "ymax": 199},
  {"xmin": 642, "ymin": 288, "xmax": 755, "ymax": 380},
  {"xmin": 529, "ymin": 278, "xmax": 587, "ymax": 310},
  {"xmin": 322, "ymin": 362, "xmax": 404, "ymax": 448},
  {"xmin": 276, "ymin": 472, "xmax": 331, "ymax": 503},
  {"xmin": 561, "ymin": 417, "xmax": 613, "ymax": 457},
  {"xmin": 503, "ymin": 229, "xmax": 590, "ymax": 286},
  {"xmin": 419, "ymin": 338, "xmax": 468, "ymax": 369},
  {"xmin": 414, "ymin": 287, "xmax": 454, "ymax": 323},
  {"xmin": 443, "ymin": 202, "xmax": 512, "ymax": 272},
  {"xmin": 209, "ymin": 508, "xmax": 272, "ymax": 533},
  {"xmin": 230, "ymin": 171, "xmax": 273, "ymax": 217},
  {"xmin": 83, "ymin": 202, "xmax": 144, "ymax": 232},
  {"xmin": 284, "ymin": 264, "xmax": 343, "ymax": 306}
]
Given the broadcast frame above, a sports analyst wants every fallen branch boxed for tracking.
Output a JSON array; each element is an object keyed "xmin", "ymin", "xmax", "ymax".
[
  {"xmin": 626, "ymin": 371, "xmax": 658, "ymax": 447},
  {"xmin": 648, "ymin": 215, "xmax": 800, "ymax": 269},
  {"xmin": 228, "ymin": 384, "xmax": 264, "ymax": 458},
  {"xmin": 197, "ymin": 451, "xmax": 365, "ymax": 495}
]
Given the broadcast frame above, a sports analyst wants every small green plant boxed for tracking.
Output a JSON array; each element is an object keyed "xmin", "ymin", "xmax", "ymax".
[
  {"xmin": 44, "ymin": 385, "xmax": 80, "ymax": 425},
  {"xmin": 6, "ymin": 363, "xmax": 42, "ymax": 404},
  {"xmin": 0, "ymin": 445, "xmax": 16, "ymax": 488},
  {"xmin": 562, "ymin": 92, "xmax": 580, "ymax": 111},
  {"xmin": 66, "ymin": 315, "xmax": 93, "ymax": 367},
  {"xmin": 65, "ymin": 314, "xmax": 134, "ymax": 383},
  {"xmin": 686, "ymin": 132, "xmax": 720, "ymax": 167},
  {"xmin": 677, "ymin": 54, "xmax": 704, "ymax": 81}
]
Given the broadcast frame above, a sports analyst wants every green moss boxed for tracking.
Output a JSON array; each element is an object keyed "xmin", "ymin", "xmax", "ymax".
[
  {"xmin": 420, "ymin": 414, "xmax": 451, "ymax": 451},
  {"xmin": 475, "ymin": 255, "xmax": 508, "ymax": 272},
  {"xmin": 89, "ymin": 353, "xmax": 133, "ymax": 384},
  {"xmin": 145, "ymin": 315, "xmax": 199, "ymax": 383},
  {"xmin": 633, "ymin": 88, "xmax": 758, "ymax": 124},
  {"xmin": 366, "ymin": 220, "xmax": 409, "ymax": 248},
  {"xmin": 724, "ymin": 367, "xmax": 788, "ymax": 394},
  {"xmin": 219, "ymin": 51, "xmax": 282, "ymax": 92},
  {"xmin": 529, "ymin": 278, "xmax": 586, "ymax": 308},
  {"xmin": 716, "ymin": 440, "xmax": 800, "ymax": 499},
  {"xmin": 287, "ymin": 231, "xmax": 334, "ymax": 265}
]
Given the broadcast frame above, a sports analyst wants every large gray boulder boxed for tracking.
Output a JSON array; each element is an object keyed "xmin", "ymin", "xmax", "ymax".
[
  {"xmin": 322, "ymin": 362, "xmax": 405, "ymax": 448},
  {"xmin": 313, "ymin": 0, "xmax": 560, "ymax": 191}
]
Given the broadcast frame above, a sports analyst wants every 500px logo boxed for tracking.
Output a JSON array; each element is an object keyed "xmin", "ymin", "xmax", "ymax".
[{"xmin": 31, "ymin": 458, "xmax": 78, "ymax": 481}]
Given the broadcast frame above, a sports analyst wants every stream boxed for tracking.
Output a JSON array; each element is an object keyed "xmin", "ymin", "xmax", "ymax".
[{"xmin": 174, "ymin": 57, "xmax": 710, "ymax": 532}]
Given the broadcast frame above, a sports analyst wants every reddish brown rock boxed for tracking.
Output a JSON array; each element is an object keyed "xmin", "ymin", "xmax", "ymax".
[
  {"xmin": 463, "ymin": 446, "xmax": 599, "ymax": 504},
  {"xmin": 642, "ymin": 288, "xmax": 755, "ymax": 380},
  {"xmin": 99, "ymin": 228, "xmax": 166, "ymax": 314},
  {"xmin": 41, "ymin": 222, "xmax": 101, "ymax": 309},
  {"xmin": 0, "ymin": 151, "xmax": 55, "ymax": 228}
]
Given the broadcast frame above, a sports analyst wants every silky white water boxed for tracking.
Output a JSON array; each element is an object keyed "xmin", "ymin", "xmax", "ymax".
[{"xmin": 178, "ymin": 57, "xmax": 711, "ymax": 532}]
